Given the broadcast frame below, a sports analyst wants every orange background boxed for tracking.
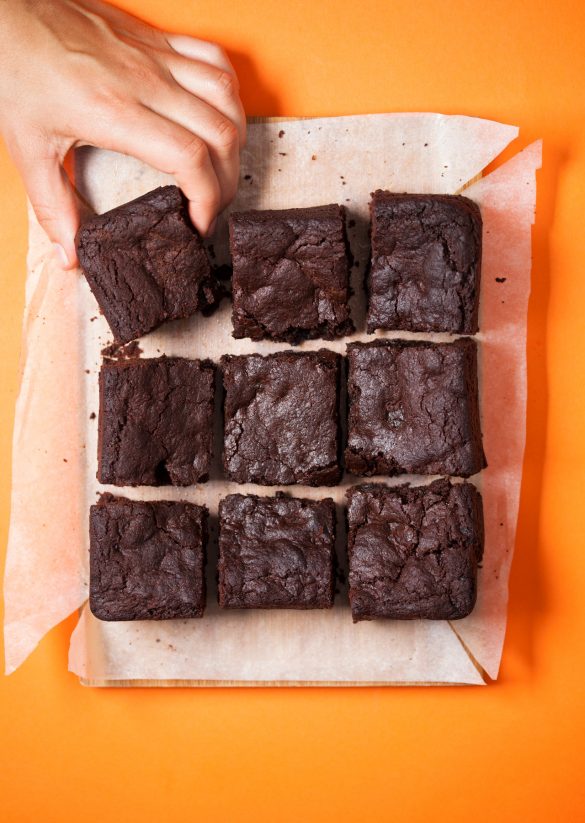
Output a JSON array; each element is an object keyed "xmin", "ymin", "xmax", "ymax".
[{"xmin": 1, "ymin": 1, "xmax": 584, "ymax": 820}]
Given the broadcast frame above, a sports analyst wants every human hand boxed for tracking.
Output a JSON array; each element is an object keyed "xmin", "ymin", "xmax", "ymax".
[{"xmin": 0, "ymin": 0, "xmax": 245, "ymax": 268}]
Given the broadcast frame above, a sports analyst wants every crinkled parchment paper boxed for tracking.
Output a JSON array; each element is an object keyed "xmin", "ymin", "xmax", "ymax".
[{"xmin": 3, "ymin": 114, "xmax": 541, "ymax": 685}]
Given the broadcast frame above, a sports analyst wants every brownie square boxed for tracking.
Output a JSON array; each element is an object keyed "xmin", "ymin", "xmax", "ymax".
[
  {"xmin": 347, "ymin": 479, "xmax": 484, "ymax": 621},
  {"xmin": 229, "ymin": 205, "xmax": 354, "ymax": 343},
  {"xmin": 345, "ymin": 339, "xmax": 486, "ymax": 478},
  {"xmin": 98, "ymin": 356, "xmax": 214, "ymax": 486},
  {"xmin": 367, "ymin": 192, "xmax": 482, "ymax": 334},
  {"xmin": 76, "ymin": 185, "xmax": 218, "ymax": 343},
  {"xmin": 222, "ymin": 349, "xmax": 341, "ymax": 486},
  {"xmin": 90, "ymin": 494, "xmax": 207, "ymax": 621},
  {"xmin": 218, "ymin": 493, "xmax": 335, "ymax": 609}
]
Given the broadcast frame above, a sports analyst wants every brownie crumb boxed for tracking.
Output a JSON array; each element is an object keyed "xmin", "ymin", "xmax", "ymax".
[
  {"xmin": 495, "ymin": 277, "xmax": 507, "ymax": 283},
  {"xmin": 279, "ymin": 152, "xmax": 287, "ymax": 156},
  {"xmin": 278, "ymin": 130, "xmax": 285, "ymax": 138},
  {"xmin": 244, "ymin": 174, "xmax": 252, "ymax": 181},
  {"xmin": 101, "ymin": 340, "xmax": 143, "ymax": 360},
  {"xmin": 311, "ymin": 154, "xmax": 317, "ymax": 161},
  {"xmin": 89, "ymin": 412, "xmax": 96, "ymax": 420}
]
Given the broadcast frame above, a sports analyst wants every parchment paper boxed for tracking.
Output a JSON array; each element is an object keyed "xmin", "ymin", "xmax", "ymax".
[{"xmin": 3, "ymin": 114, "xmax": 541, "ymax": 685}]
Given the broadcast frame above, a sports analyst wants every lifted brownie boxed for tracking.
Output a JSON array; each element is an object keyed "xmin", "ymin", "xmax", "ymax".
[
  {"xmin": 222, "ymin": 349, "xmax": 341, "ymax": 486},
  {"xmin": 218, "ymin": 493, "xmax": 335, "ymax": 609},
  {"xmin": 347, "ymin": 479, "xmax": 484, "ymax": 621},
  {"xmin": 76, "ymin": 185, "xmax": 218, "ymax": 343},
  {"xmin": 229, "ymin": 205, "xmax": 354, "ymax": 343},
  {"xmin": 367, "ymin": 192, "xmax": 482, "ymax": 334},
  {"xmin": 345, "ymin": 339, "xmax": 486, "ymax": 478},
  {"xmin": 90, "ymin": 494, "xmax": 207, "ymax": 621},
  {"xmin": 98, "ymin": 356, "xmax": 214, "ymax": 486}
]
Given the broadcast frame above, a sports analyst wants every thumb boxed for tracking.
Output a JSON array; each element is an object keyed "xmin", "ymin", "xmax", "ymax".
[{"xmin": 13, "ymin": 141, "xmax": 79, "ymax": 269}]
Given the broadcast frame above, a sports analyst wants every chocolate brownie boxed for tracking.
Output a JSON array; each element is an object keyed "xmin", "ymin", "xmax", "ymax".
[
  {"xmin": 98, "ymin": 356, "xmax": 214, "ymax": 486},
  {"xmin": 90, "ymin": 494, "xmax": 207, "ymax": 621},
  {"xmin": 222, "ymin": 349, "xmax": 341, "ymax": 486},
  {"xmin": 347, "ymin": 479, "xmax": 484, "ymax": 621},
  {"xmin": 218, "ymin": 493, "xmax": 335, "ymax": 609},
  {"xmin": 76, "ymin": 185, "xmax": 218, "ymax": 343},
  {"xmin": 367, "ymin": 191, "xmax": 482, "ymax": 334},
  {"xmin": 229, "ymin": 205, "xmax": 354, "ymax": 343},
  {"xmin": 345, "ymin": 339, "xmax": 486, "ymax": 477}
]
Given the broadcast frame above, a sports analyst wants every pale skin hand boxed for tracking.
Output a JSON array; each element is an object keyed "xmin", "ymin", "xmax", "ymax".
[{"xmin": 0, "ymin": 0, "xmax": 246, "ymax": 268}]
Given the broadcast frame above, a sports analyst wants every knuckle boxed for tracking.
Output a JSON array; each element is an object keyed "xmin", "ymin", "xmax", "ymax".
[
  {"xmin": 174, "ymin": 133, "xmax": 208, "ymax": 168},
  {"xmin": 92, "ymin": 86, "xmax": 128, "ymax": 115},
  {"xmin": 213, "ymin": 117, "xmax": 239, "ymax": 150},
  {"xmin": 214, "ymin": 70, "xmax": 238, "ymax": 98}
]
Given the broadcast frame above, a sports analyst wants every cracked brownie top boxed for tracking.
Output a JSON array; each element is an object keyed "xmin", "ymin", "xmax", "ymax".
[
  {"xmin": 347, "ymin": 479, "xmax": 484, "ymax": 621},
  {"xmin": 367, "ymin": 191, "xmax": 482, "ymax": 334},
  {"xmin": 76, "ymin": 185, "xmax": 219, "ymax": 344},
  {"xmin": 221, "ymin": 349, "xmax": 341, "ymax": 486},
  {"xmin": 345, "ymin": 338, "xmax": 486, "ymax": 478},
  {"xmin": 89, "ymin": 493, "xmax": 207, "ymax": 621},
  {"xmin": 98, "ymin": 356, "xmax": 215, "ymax": 487},
  {"xmin": 229, "ymin": 204, "xmax": 354, "ymax": 344},
  {"xmin": 218, "ymin": 493, "xmax": 335, "ymax": 609}
]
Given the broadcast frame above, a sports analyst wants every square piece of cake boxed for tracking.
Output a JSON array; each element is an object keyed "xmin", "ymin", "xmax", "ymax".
[
  {"xmin": 218, "ymin": 493, "xmax": 335, "ymax": 609},
  {"xmin": 347, "ymin": 479, "xmax": 484, "ymax": 621},
  {"xmin": 98, "ymin": 356, "xmax": 214, "ymax": 486},
  {"xmin": 90, "ymin": 494, "xmax": 207, "ymax": 621},
  {"xmin": 222, "ymin": 349, "xmax": 341, "ymax": 486},
  {"xmin": 229, "ymin": 205, "xmax": 353, "ymax": 343},
  {"xmin": 76, "ymin": 185, "xmax": 218, "ymax": 343},
  {"xmin": 367, "ymin": 191, "xmax": 482, "ymax": 334},
  {"xmin": 345, "ymin": 339, "xmax": 486, "ymax": 478}
]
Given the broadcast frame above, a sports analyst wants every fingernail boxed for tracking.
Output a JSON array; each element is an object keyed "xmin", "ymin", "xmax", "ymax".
[
  {"xmin": 207, "ymin": 218, "xmax": 218, "ymax": 237},
  {"xmin": 52, "ymin": 243, "xmax": 70, "ymax": 268}
]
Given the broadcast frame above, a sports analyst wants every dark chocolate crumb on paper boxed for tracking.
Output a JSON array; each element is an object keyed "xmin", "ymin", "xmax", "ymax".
[{"xmin": 101, "ymin": 340, "xmax": 143, "ymax": 360}]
